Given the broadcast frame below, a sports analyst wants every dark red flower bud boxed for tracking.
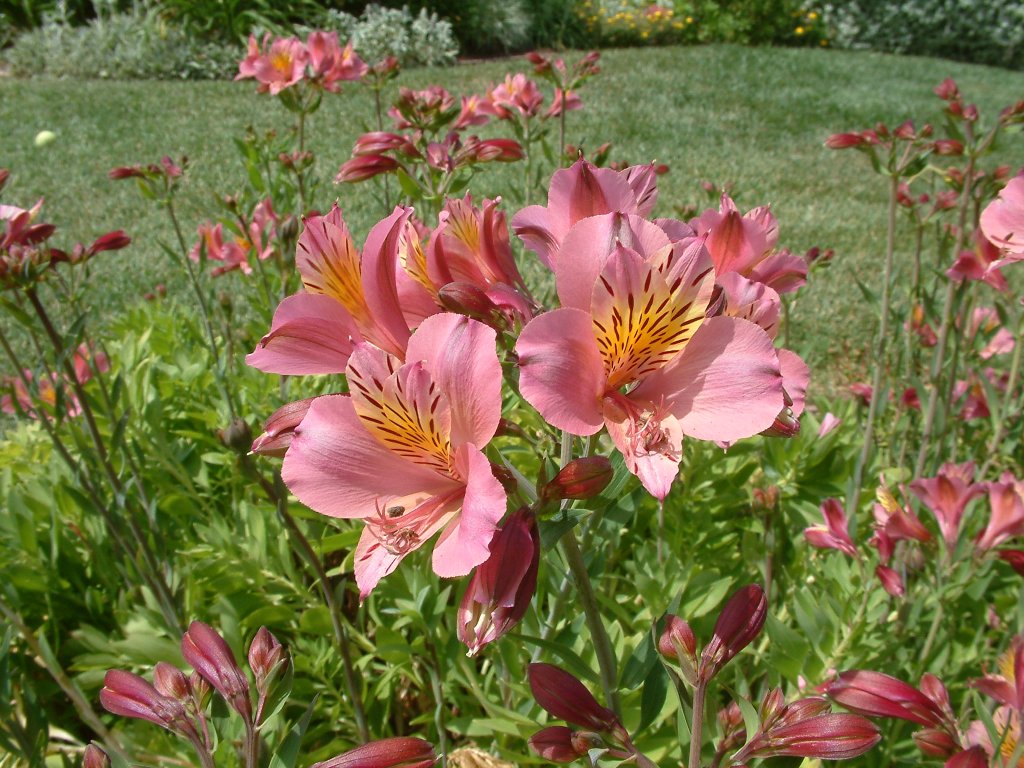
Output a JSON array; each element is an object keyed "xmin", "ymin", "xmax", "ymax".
[
  {"xmin": 913, "ymin": 727, "xmax": 959, "ymax": 758},
  {"xmin": 748, "ymin": 714, "xmax": 880, "ymax": 760},
  {"xmin": 824, "ymin": 133, "xmax": 866, "ymax": 149},
  {"xmin": 312, "ymin": 737, "xmax": 437, "ymax": 768},
  {"xmin": 437, "ymin": 282, "xmax": 507, "ymax": 330},
  {"xmin": 335, "ymin": 155, "xmax": 399, "ymax": 183},
  {"xmin": 894, "ymin": 120, "xmax": 915, "ymax": 139},
  {"xmin": 248, "ymin": 627, "xmax": 286, "ymax": 688},
  {"xmin": 933, "ymin": 140, "xmax": 964, "ymax": 156},
  {"xmin": 108, "ymin": 166, "xmax": 147, "ymax": 180},
  {"xmin": 543, "ymin": 456, "xmax": 613, "ymax": 501},
  {"xmin": 528, "ymin": 663, "xmax": 622, "ymax": 735},
  {"xmin": 83, "ymin": 744, "xmax": 111, "ymax": 768},
  {"xmin": 946, "ymin": 747, "xmax": 988, "ymax": 768},
  {"xmin": 153, "ymin": 662, "xmax": 190, "ymax": 701},
  {"xmin": 934, "ymin": 78, "xmax": 959, "ymax": 101},
  {"xmin": 824, "ymin": 670, "xmax": 947, "ymax": 727},
  {"xmin": 658, "ymin": 615, "xmax": 698, "ymax": 684},
  {"xmin": 252, "ymin": 397, "xmax": 316, "ymax": 457},
  {"xmin": 698, "ymin": 584, "xmax": 767, "ymax": 682},
  {"xmin": 181, "ymin": 621, "xmax": 251, "ymax": 720},
  {"xmin": 876, "ymin": 565, "xmax": 905, "ymax": 597},
  {"xmin": 160, "ymin": 156, "xmax": 184, "ymax": 178},
  {"xmin": 998, "ymin": 548, "xmax": 1024, "ymax": 576},
  {"xmin": 0, "ymin": 168, "xmax": 9, "ymax": 192},
  {"xmin": 458, "ymin": 509, "xmax": 539, "ymax": 655},
  {"xmin": 475, "ymin": 139, "xmax": 524, "ymax": 162},
  {"xmin": 100, "ymin": 669, "xmax": 196, "ymax": 736},
  {"xmin": 529, "ymin": 726, "xmax": 584, "ymax": 762},
  {"xmin": 87, "ymin": 230, "xmax": 131, "ymax": 256}
]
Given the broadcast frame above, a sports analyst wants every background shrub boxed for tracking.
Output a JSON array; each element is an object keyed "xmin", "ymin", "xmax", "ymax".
[
  {"xmin": 3, "ymin": 4, "xmax": 241, "ymax": 79},
  {"xmin": 313, "ymin": 4, "xmax": 459, "ymax": 67},
  {"xmin": 822, "ymin": 0, "xmax": 1024, "ymax": 69}
]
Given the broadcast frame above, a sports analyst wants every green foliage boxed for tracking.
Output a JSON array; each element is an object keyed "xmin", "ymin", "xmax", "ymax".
[
  {"xmin": 313, "ymin": 4, "xmax": 459, "ymax": 68},
  {"xmin": 3, "ymin": 4, "xmax": 242, "ymax": 80},
  {"xmin": 822, "ymin": 0, "xmax": 1024, "ymax": 70}
]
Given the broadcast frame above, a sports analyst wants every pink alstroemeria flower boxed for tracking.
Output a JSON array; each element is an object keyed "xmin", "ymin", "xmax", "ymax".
[
  {"xmin": 281, "ymin": 313, "xmax": 506, "ymax": 597},
  {"xmin": 512, "ymin": 158, "xmax": 659, "ymax": 270},
  {"xmin": 247, "ymin": 206, "xmax": 435, "ymax": 374},
  {"xmin": 975, "ymin": 473, "xmax": 1024, "ymax": 551},
  {"xmin": 516, "ymin": 213, "xmax": 784, "ymax": 499},
  {"xmin": 237, "ymin": 35, "xmax": 309, "ymax": 95},
  {"xmin": 306, "ymin": 32, "xmax": 367, "ymax": 90},
  {"xmin": 910, "ymin": 462, "xmax": 986, "ymax": 551},
  {"xmin": 980, "ymin": 175, "xmax": 1024, "ymax": 268},
  {"xmin": 690, "ymin": 195, "xmax": 808, "ymax": 294},
  {"xmin": 488, "ymin": 73, "xmax": 544, "ymax": 119},
  {"xmin": 805, "ymin": 498, "xmax": 859, "ymax": 559}
]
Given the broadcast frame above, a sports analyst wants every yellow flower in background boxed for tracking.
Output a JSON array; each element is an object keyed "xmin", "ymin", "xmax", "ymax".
[{"xmin": 795, "ymin": 26, "xmax": 805, "ymax": 35}]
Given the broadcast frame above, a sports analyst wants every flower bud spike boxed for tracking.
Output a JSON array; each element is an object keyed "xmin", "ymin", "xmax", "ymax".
[{"xmin": 698, "ymin": 584, "xmax": 767, "ymax": 682}]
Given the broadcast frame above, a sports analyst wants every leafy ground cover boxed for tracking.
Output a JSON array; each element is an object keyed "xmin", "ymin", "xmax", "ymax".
[{"xmin": 3, "ymin": 44, "xmax": 1023, "ymax": 394}]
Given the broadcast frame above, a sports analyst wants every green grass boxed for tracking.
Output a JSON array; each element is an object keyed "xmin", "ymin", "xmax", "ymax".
[{"xmin": 2, "ymin": 44, "xmax": 1023, "ymax": 396}]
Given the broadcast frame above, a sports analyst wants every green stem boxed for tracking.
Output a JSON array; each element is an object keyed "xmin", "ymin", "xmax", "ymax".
[
  {"xmin": 847, "ymin": 174, "xmax": 900, "ymax": 516},
  {"xmin": 688, "ymin": 680, "xmax": 707, "ymax": 768},
  {"xmin": 561, "ymin": 530, "xmax": 620, "ymax": 716},
  {"xmin": 980, "ymin": 313, "xmax": 1023, "ymax": 477},
  {"xmin": 426, "ymin": 641, "xmax": 449, "ymax": 768},
  {"xmin": 916, "ymin": 139, "xmax": 979, "ymax": 477},
  {"xmin": 0, "ymin": 596, "xmax": 130, "ymax": 763}
]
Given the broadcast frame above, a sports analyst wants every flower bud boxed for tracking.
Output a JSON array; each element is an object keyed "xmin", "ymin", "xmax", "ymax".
[
  {"xmin": 153, "ymin": 662, "xmax": 190, "ymax": 701},
  {"xmin": 875, "ymin": 565, "xmax": 905, "ymax": 597},
  {"xmin": 998, "ymin": 548, "xmax": 1024, "ymax": 576},
  {"xmin": 946, "ymin": 747, "xmax": 988, "ymax": 768},
  {"xmin": 529, "ymin": 726, "xmax": 585, "ymax": 763},
  {"xmin": 181, "ymin": 621, "xmax": 252, "ymax": 720},
  {"xmin": 933, "ymin": 140, "xmax": 964, "ymax": 156},
  {"xmin": 745, "ymin": 714, "xmax": 880, "ymax": 761},
  {"xmin": 312, "ymin": 737, "xmax": 436, "ymax": 768},
  {"xmin": 543, "ymin": 456, "xmax": 613, "ymax": 501},
  {"xmin": 218, "ymin": 417, "xmax": 253, "ymax": 453},
  {"xmin": 825, "ymin": 133, "xmax": 866, "ymax": 149},
  {"xmin": 458, "ymin": 510, "xmax": 539, "ymax": 655},
  {"xmin": 100, "ymin": 669, "xmax": 196, "ymax": 737},
  {"xmin": 335, "ymin": 155, "xmax": 399, "ymax": 183},
  {"xmin": 824, "ymin": 670, "xmax": 947, "ymax": 727},
  {"xmin": 248, "ymin": 627, "xmax": 286, "ymax": 688},
  {"xmin": 698, "ymin": 584, "xmax": 767, "ymax": 682},
  {"xmin": 528, "ymin": 663, "xmax": 622, "ymax": 736},
  {"xmin": 658, "ymin": 615, "xmax": 698, "ymax": 684},
  {"xmin": 83, "ymin": 744, "xmax": 110, "ymax": 768},
  {"xmin": 438, "ymin": 282, "xmax": 507, "ymax": 330},
  {"xmin": 252, "ymin": 397, "xmax": 315, "ymax": 457},
  {"xmin": 913, "ymin": 727, "xmax": 958, "ymax": 757}
]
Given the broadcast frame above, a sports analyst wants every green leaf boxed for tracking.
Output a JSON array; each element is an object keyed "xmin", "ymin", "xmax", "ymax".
[
  {"xmin": 638, "ymin": 662, "xmax": 669, "ymax": 732},
  {"xmin": 621, "ymin": 628, "xmax": 658, "ymax": 691},
  {"xmin": 268, "ymin": 695, "xmax": 318, "ymax": 768}
]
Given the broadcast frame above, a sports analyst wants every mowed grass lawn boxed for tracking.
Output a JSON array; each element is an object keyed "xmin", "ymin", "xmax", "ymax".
[{"xmin": 2, "ymin": 44, "xmax": 1023, "ymax": 396}]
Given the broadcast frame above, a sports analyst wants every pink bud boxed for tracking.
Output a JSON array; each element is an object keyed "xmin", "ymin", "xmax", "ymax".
[
  {"xmin": 658, "ymin": 615, "xmax": 698, "ymax": 684},
  {"xmin": 248, "ymin": 626, "xmax": 285, "ymax": 687},
  {"xmin": 153, "ymin": 662, "xmax": 190, "ymax": 700},
  {"xmin": 913, "ymin": 727, "xmax": 959, "ymax": 758},
  {"xmin": 475, "ymin": 139, "xmax": 524, "ymax": 162},
  {"xmin": 181, "ymin": 621, "xmax": 251, "ymax": 720},
  {"xmin": 108, "ymin": 165, "xmax": 147, "ymax": 180},
  {"xmin": 817, "ymin": 412, "xmax": 842, "ymax": 437},
  {"xmin": 875, "ymin": 565, "xmax": 905, "ymax": 597},
  {"xmin": 458, "ymin": 509, "xmax": 540, "ymax": 655},
  {"xmin": 945, "ymin": 747, "xmax": 988, "ymax": 768},
  {"xmin": 437, "ymin": 282, "xmax": 506, "ymax": 329},
  {"xmin": 528, "ymin": 663, "xmax": 622, "ymax": 735},
  {"xmin": 934, "ymin": 78, "xmax": 959, "ymax": 100},
  {"xmin": 761, "ymin": 406, "xmax": 800, "ymax": 438},
  {"xmin": 251, "ymin": 397, "xmax": 315, "ymax": 457},
  {"xmin": 83, "ymin": 744, "xmax": 111, "ymax": 768},
  {"xmin": 529, "ymin": 726, "xmax": 585, "ymax": 762},
  {"xmin": 824, "ymin": 670, "xmax": 946, "ymax": 727},
  {"xmin": 88, "ymin": 230, "xmax": 131, "ymax": 256},
  {"xmin": 933, "ymin": 140, "xmax": 964, "ymax": 156},
  {"xmin": 825, "ymin": 133, "xmax": 866, "ymax": 149},
  {"xmin": 335, "ymin": 155, "xmax": 399, "ymax": 183},
  {"xmin": 751, "ymin": 714, "xmax": 880, "ymax": 760},
  {"xmin": 894, "ymin": 120, "xmax": 916, "ymax": 139},
  {"xmin": 998, "ymin": 548, "xmax": 1024, "ymax": 576},
  {"xmin": 100, "ymin": 669, "xmax": 195, "ymax": 735},
  {"xmin": 699, "ymin": 584, "xmax": 767, "ymax": 682},
  {"xmin": 312, "ymin": 737, "xmax": 436, "ymax": 768},
  {"xmin": 544, "ymin": 457, "xmax": 614, "ymax": 501}
]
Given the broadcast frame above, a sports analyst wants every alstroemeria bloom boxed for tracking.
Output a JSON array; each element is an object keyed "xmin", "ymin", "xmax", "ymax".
[
  {"xmin": 910, "ymin": 462, "xmax": 986, "ymax": 551},
  {"xmin": 690, "ymin": 195, "xmax": 808, "ymax": 294},
  {"xmin": 976, "ymin": 473, "xmax": 1024, "ymax": 551},
  {"xmin": 281, "ymin": 314, "xmax": 506, "ymax": 596},
  {"xmin": 247, "ymin": 206, "xmax": 435, "ymax": 374},
  {"xmin": 488, "ymin": 73, "xmax": 544, "ymax": 119},
  {"xmin": 512, "ymin": 158, "xmax": 658, "ymax": 269},
  {"xmin": 805, "ymin": 498, "xmax": 859, "ymax": 558},
  {"xmin": 238, "ymin": 35, "xmax": 309, "ymax": 95},
  {"xmin": 517, "ymin": 213, "xmax": 784, "ymax": 498},
  {"xmin": 980, "ymin": 175, "xmax": 1024, "ymax": 268},
  {"xmin": 306, "ymin": 32, "xmax": 367, "ymax": 90}
]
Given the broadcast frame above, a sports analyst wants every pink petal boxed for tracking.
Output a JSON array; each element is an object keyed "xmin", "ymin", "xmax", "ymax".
[
  {"xmin": 405, "ymin": 314, "xmax": 501, "ymax": 449},
  {"xmin": 282, "ymin": 395, "xmax": 455, "ymax": 519},
  {"xmin": 604, "ymin": 404, "xmax": 683, "ymax": 500},
  {"xmin": 510, "ymin": 204, "xmax": 557, "ymax": 269},
  {"xmin": 637, "ymin": 316, "xmax": 784, "ymax": 442},
  {"xmin": 432, "ymin": 444, "xmax": 506, "ymax": 578},
  {"xmin": 778, "ymin": 348, "xmax": 810, "ymax": 417},
  {"xmin": 246, "ymin": 293, "xmax": 359, "ymax": 374},
  {"xmin": 719, "ymin": 272, "xmax": 781, "ymax": 338},
  {"xmin": 555, "ymin": 213, "xmax": 671, "ymax": 311},
  {"xmin": 748, "ymin": 249, "xmax": 808, "ymax": 294},
  {"xmin": 361, "ymin": 206, "xmax": 416, "ymax": 358},
  {"xmin": 516, "ymin": 308, "xmax": 607, "ymax": 435},
  {"xmin": 981, "ymin": 176, "xmax": 1024, "ymax": 255}
]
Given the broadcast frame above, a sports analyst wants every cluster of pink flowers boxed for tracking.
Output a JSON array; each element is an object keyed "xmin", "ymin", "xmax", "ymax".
[
  {"xmin": 190, "ymin": 198, "xmax": 278, "ymax": 277},
  {"xmin": 807, "ymin": 462, "xmax": 1024, "ymax": 595},
  {"xmin": 1, "ymin": 343, "xmax": 109, "ymax": 419},
  {"xmin": 825, "ymin": 634, "xmax": 1024, "ymax": 766},
  {"xmin": 237, "ymin": 31, "xmax": 367, "ymax": 95},
  {"xmin": 246, "ymin": 159, "xmax": 807, "ymax": 625}
]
